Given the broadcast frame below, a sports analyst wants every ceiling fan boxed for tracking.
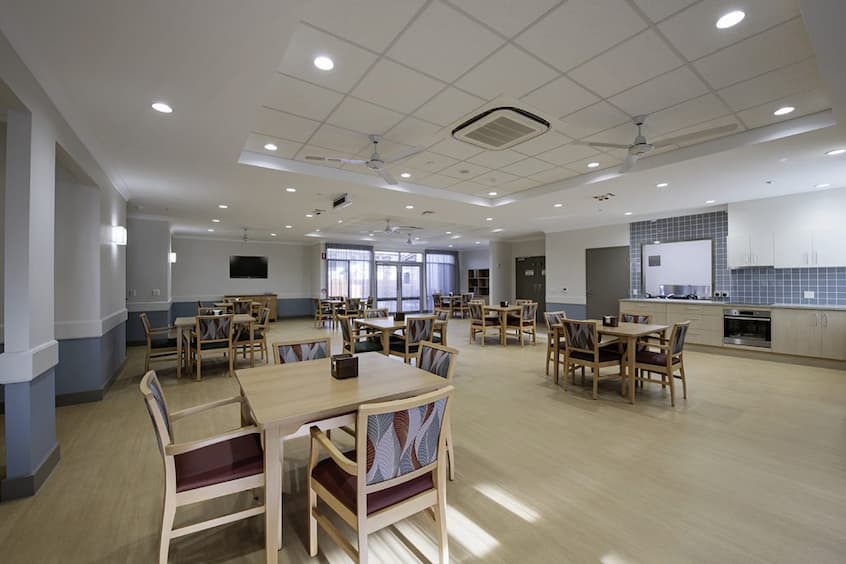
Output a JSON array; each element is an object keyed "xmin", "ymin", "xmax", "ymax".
[
  {"xmin": 579, "ymin": 115, "xmax": 738, "ymax": 173},
  {"xmin": 304, "ymin": 134, "xmax": 423, "ymax": 185},
  {"xmin": 378, "ymin": 217, "xmax": 423, "ymax": 236}
]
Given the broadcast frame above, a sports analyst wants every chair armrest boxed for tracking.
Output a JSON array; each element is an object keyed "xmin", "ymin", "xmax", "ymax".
[
  {"xmin": 310, "ymin": 427, "xmax": 357, "ymax": 475},
  {"xmin": 337, "ymin": 426, "xmax": 357, "ymax": 438},
  {"xmin": 170, "ymin": 395, "xmax": 244, "ymax": 420},
  {"xmin": 165, "ymin": 425, "xmax": 260, "ymax": 456},
  {"xmin": 149, "ymin": 327, "xmax": 173, "ymax": 335}
]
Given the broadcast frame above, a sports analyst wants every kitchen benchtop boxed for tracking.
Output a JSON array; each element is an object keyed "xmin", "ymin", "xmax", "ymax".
[{"xmin": 620, "ymin": 298, "xmax": 846, "ymax": 312}]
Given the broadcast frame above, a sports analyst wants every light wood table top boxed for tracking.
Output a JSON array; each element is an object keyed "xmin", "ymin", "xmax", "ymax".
[
  {"xmin": 484, "ymin": 304, "xmax": 523, "ymax": 313},
  {"xmin": 174, "ymin": 313, "xmax": 255, "ymax": 327},
  {"xmin": 354, "ymin": 315, "xmax": 444, "ymax": 331}
]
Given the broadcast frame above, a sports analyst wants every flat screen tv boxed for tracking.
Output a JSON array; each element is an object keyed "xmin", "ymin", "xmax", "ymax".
[{"xmin": 229, "ymin": 256, "xmax": 268, "ymax": 279}]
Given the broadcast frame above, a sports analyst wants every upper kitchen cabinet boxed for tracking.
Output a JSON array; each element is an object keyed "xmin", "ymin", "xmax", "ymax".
[
  {"xmin": 727, "ymin": 231, "xmax": 774, "ymax": 269},
  {"xmin": 774, "ymin": 228, "xmax": 846, "ymax": 268}
]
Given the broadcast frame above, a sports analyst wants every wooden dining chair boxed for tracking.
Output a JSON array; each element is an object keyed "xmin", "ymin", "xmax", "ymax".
[
  {"xmin": 313, "ymin": 298, "xmax": 333, "ymax": 328},
  {"xmin": 432, "ymin": 293, "xmax": 442, "ymax": 311},
  {"xmin": 307, "ymin": 385, "xmax": 454, "ymax": 564},
  {"xmin": 507, "ymin": 301, "xmax": 538, "ymax": 347},
  {"xmin": 140, "ymin": 313, "xmax": 180, "ymax": 372},
  {"xmin": 197, "ymin": 306, "xmax": 216, "ymax": 315},
  {"xmin": 634, "ymin": 321, "xmax": 690, "ymax": 406},
  {"xmin": 339, "ymin": 315, "xmax": 384, "ymax": 354},
  {"xmin": 455, "ymin": 293, "xmax": 471, "ymax": 318},
  {"xmin": 543, "ymin": 311, "xmax": 568, "ymax": 375},
  {"xmin": 140, "ymin": 371, "xmax": 264, "ymax": 564},
  {"xmin": 389, "ymin": 316, "xmax": 435, "ymax": 364},
  {"xmin": 232, "ymin": 300, "xmax": 252, "ymax": 315},
  {"xmin": 191, "ymin": 314, "xmax": 235, "ymax": 380},
  {"xmin": 272, "ymin": 337, "xmax": 331, "ymax": 364},
  {"xmin": 432, "ymin": 308, "xmax": 450, "ymax": 346},
  {"xmin": 417, "ymin": 342, "xmax": 458, "ymax": 480},
  {"xmin": 363, "ymin": 307, "xmax": 389, "ymax": 319},
  {"xmin": 236, "ymin": 307, "xmax": 270, "ymax": 363},
  {"xmin": 560, "ymin": 319, "xmax": 624, "ymax": 399},
  {"xmin": 468, "ymin": 302, "xmax": 501, "ymax": 346}
]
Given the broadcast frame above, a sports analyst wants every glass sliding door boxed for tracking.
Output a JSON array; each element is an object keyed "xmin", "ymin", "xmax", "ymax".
[
  {"xmin": 401, "ymin": 265, "xmax": 422, "ymax": 312},
  {"xmin": 376, "ymin": 264, "xmax": 398, "ymax": 311},
  {"xmin": 375, "ymin": 250, "xmax": 424, "ymax": 313}
]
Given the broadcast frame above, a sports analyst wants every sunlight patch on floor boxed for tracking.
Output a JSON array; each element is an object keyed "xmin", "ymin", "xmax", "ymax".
[{"xmin": 473, "ymin": 483, "xmax": 540, "ymax": 523}]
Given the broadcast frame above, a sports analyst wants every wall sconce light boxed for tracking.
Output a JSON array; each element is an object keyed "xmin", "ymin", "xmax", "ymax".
[
  {"xmin": 168, "ymin": 252, "xmax": 177, "ymax": 264},
  {"xmin": 110, "ymin": 225, "xmax": 127, "ymax": 246}
]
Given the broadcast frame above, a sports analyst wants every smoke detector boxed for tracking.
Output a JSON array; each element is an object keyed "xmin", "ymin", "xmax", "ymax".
[
  {"xmin": 452, "ymin": 107, "xmax": 549, "ymax": 150},
  {"xmin": 592, "ymin": 193, "xmax": 615, "ymax": 201}
]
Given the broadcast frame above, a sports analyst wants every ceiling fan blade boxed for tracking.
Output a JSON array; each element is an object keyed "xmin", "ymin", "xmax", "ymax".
[
  {"xmin": 304, "ymin": 155, "xmax": 366, "ymax": 164},
  {"xmin": 577, "ymin": 141, "xmax": 631, "ymax": 149},
  {"xmin": 379, "ymin": 168, "xmax": 398, "ymax": 185},
  {"xmin": 304, "ymin": 155, "xmax": 326, "ymax": 161},
  {"xmin": 619, "ymin": 154, "xmax": 638, "ymax": 173},
  {"xmin": 385, "ymin": 145, "xmax": 424, "ymax": 163},
  {"xmin": 338, "ymin": 158, "xmax": 367, "ymax": 164},
  {"xmin": 653, "ymin": 123, "xmax": 739, "ymax": 148}
]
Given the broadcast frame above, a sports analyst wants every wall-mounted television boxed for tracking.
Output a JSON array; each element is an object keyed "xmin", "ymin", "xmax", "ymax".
[{"xmin": 229, "ymin": 256, "xmax": 268, "ymax": 279}]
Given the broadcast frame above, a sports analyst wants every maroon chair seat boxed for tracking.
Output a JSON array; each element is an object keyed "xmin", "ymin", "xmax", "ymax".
[
  {"xmin": 568, "ymin": 348, "xmax": 622, "ymax": 363},
  {"xmin": 473, "ymin": 318, "xmax": 499, "ymax": 326},
  {"xmin": 174, "ymin": 433, "xmax": 263, "ymax": 492},
  {"xmin": 312, "ymin": 450, "xmax": 434, "ymax": 515},
  {"xmin": 635, "ymin": 350, "xmax": 680, "ymax": 366}
]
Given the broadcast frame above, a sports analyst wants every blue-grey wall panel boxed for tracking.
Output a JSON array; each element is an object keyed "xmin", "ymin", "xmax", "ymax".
[
  {"xmin": 127, "ymin": 310, "xmax": 169, "ymax": 344},
  {"xmin": 278, "ymin": 298, "xmax": 313, "ymax": 318},
  {"xmin": 545, "ymin": 303, "xmax": 587, "ymax": 320},
  {"xmin": 55, "ymin": 322, "xmax": 126, "ymax": 401},
  {"xmin": 4, "ymin": 368, "xmax": 57, "ymax": 477}
]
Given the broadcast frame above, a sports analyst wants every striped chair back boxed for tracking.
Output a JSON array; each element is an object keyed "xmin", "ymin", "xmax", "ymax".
[{"xmin": 273, "ymin": 338, "xmax": 330, "ymax": 364}]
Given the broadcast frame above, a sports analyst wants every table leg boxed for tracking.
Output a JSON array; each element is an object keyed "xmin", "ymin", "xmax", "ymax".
[
  {"xmin": 628, "ymin": 335, "xmax": 636, "ymax": 404},
  {"xmin": 381, "ymin": 328, "xmax": 390, "ymax": 355},
  {"xmin": 250, "ymin": 323, "xmax": 255, "ymax": 367},
  {"xmin": 264, "ymin": 425, "xmax": 282, "ymax": 562},
  {"xmin": 177, "ymin": 326, "xmax": 183, "ymax": 379},
  {"xmin": 500, "ymin": 312, "xmax": 507, "ymax": 346},
  {"xmin": 553, "ymin": 326, "xmax": 560, "ymax": 385}
]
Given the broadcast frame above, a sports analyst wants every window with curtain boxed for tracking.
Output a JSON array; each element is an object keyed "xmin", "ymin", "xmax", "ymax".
[
  {"xmin": 326, "ymin": 246, "xmax": 372, "ymax": 298},
  {"xmin": 425, "ymin": 251, "xmax": 457, "ymax": 310}
]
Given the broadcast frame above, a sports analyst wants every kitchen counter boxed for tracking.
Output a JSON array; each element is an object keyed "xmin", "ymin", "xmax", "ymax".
[{"xmin": 622, "ymin": 298, "xmax": 846, "ymax": 312}]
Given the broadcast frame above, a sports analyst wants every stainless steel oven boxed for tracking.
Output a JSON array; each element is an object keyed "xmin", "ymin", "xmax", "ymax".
[{"xmin": 723, "ymin": 309, "xmax": 771, "ymax": 348}]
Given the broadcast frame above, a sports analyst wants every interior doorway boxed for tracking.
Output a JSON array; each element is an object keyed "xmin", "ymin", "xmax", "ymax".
[
  {"xmin": 585, "ymin": 246, "xmax": 630, "ymax": 319},
  {"xmin": 515, "ymin": 256, "xmax": 545, "ymax": 320}
]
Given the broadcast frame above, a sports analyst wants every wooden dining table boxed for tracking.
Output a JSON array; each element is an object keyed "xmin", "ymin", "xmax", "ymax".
[
  {"xmin": 553, "ymin": 321, "xmax": 669, "ymax": 403},
  {"xmin": 439, "ymin": 295, "xmax": 462, "ymax": 318},
  {"xmin": 483, "ymin": 304, "xmax": 523, "ymax": 346},
  {"xmin": 354, "ymin": 315, "xmax": 447, "ymax": 353},
  {"xmin": 321, "ymin": 299, "xmax": 345, "ymax": 329},
  {"xmin": 173, "ymin": 313, "xmax": 256, "ymax": 379},
  {"xmin": 235, "ymin": 353, "xmax": 450, "ymax": 563}
]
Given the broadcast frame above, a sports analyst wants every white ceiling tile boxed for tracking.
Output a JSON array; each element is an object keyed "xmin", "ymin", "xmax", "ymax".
[
  {"xmin": 419, "ymin": 173, "xmax": 461, "ymax": 188},
  {"xmin": 261, "ymin": 73, "xmax": 344, "ymax": 121},
  {"xmin": 278, "ymin": 25, "xmax": 378, "ymax": 92},
  {"xmin": 583, "ymin": 122, "xmax": 638, "ymax": 146},
  {"xmin": 529, "ymin": 167, "xmax": 579, "ymax": 184},
  {"xmin": 295, "ymin": 144, "xmax": 353, "ymax": 168},
  {"xmin": 645, "ymin": 93, "xmax": 730, "ymax": 136},
  {"xmin": 511, "ymin": 130, "xmax": 572, "ymax": 156},
  {"xmin": 718, "ymin": 57, "xmax": 821, "ymax": 112},
  {"xmin": 428, "ymin": 137, "xmax": 484, "ymax": 160},
  {"xmin": 466, "ymin": 148, "xmax": 526, "ymax": 169},
  {"xmin": 521, "ymin": 76, "xmax": 598, "ymax": 119},
  {"xmin": 455, "ymin": 44, "xmax": 558, "ymax": 99},
  {"xmin": 654, "ymin": 115, "xmax": 743, "ymax": 147},
  {"xmin": 473, "ymin": 170, "xmax": 520, "ymax": 187},
  {"xmin": 501, "ymin": 157, "xmax": 555, "ymax": 177},
  {"xmin": 565, "ymin": 155, "xmax": 620, "ymax": 173},
  {"xmin": 449, "ymin": 180, "xmax": 489, "ymax": 194},
  {"xmin": 309, "ymin": 124, "xmax": 371, "ymax": 153},
  {"xmin": 608, "ymin": 66, "xmax": 709, "ymax": 116},
  {"xmin": 659, "ymin": 0, "xmax": 800, "ymax": 61},
  {"xmin": 413, "ymin": 87, "xmax": 487, "ymax": 127},
  {"xmin": 384, "ymin": 117, "xmax": 443, "ymax": 147},
  {"xmin": 326, "ymin": 97, "xmax": 404, "ymax": 135},
  {"xmin": 449, "ymin": 0, "xmax": 560, "ymax": 37},
  {"xmin": 497, "ymin": 177, "xmax": 541, "ymax": 192},
  {"xmin": 439, "ymin": 161, "xmax": 491, "ymax": 180},
  {"xmin": 694, "ymin": 19, "xmax": 812, "ymax": 90},
  {"xmin": 515, "ymin": 0, "xmax": 647, "ymax": 71},
  {"xmin": 537, "ymin": 143, "xmax": 600, "ymax": 166},
  {"xmin": 559, "ymin": 101, "xmax": 630, "ymax": 139},
  {"xmin": 252, "ymin": 107, "xmax": 320, "ymax": 142},
  {"xmin": 351, "ymin": 59, "xmax": 445, "ymax": 114},
  {"xmin": 244, "ymin": 134, "xmax": 302, "ymax": 159},
  {"xmin": 387, "ymin": 2, "xmax": 504, "ymax": 82},
  {"xmin": 300, "ymin": 0, "xmax": 425, "ymax": 52},
  {"xmin": 569, "ymin": 30, "xmax": 684, "ymax": 98},
  {"xmin": 737, "ymin": 88, "xmax": 830, "ymax": 129},
  {"xmin": 403, "ymin": 151, "xmax": 459, "ymax": 173},
  {"xmin": 631, "ymin": 0, "xmax": 697, "ymax": 22}
]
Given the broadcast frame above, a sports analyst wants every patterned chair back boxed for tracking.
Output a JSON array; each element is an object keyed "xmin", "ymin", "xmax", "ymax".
[
  {"xmin": 346, "ymin": 298, "xmax": 362, "ymax": 314},
  {"xmin": 671, "ymin": 321, "xmax": 690, "ymax": 356},
  {"xmin": 468, "ymin": 302, "xmax": 484, "ymax": 321},
  {"xmin": 515, "ymin": 299, "xmax": 532, "ymax": 305},
  {"xmin": 139, "ymin": 312, "xmax": 152, "ymax": 337},
  {"xmin": 621, "ymin": 312, "xmax": 651, "ymax": 324},
  {"xmin": 256, "ymin": 307, "xmax": 271, "ymax": 328},
  {"xmin": 197, "ymin": 306, "xmax": 216, "ymax": 315},
  {"xmin": 460, "ymin": 293, "xmax": 472, "ymax": 306},
  {"xmin": 233, "ymin": 300, "xmax": 252, "ymax": 315},
  {"xmin": 273, "ymin": 338, "xmax": 330, "ymax": 364},
  {"xmin": 543, "ymin": 311, "xmax": 567, "ymax": 331},
  {"xmin": 405, "ymin": 316, "xmax": 435, "ymax": 345},
  {"xmin": 364, "ymin": 308, "xmax": 388, "ymax": 318},
  {"xmin": 561, "ymin": 319, "xmax": 597, "ymax": 353},
  {"xmin": 339, "ymin": 315, "xmax": 353, "ymax": 349},
  {"xmin": 521, "ymin": 302, "xmax": 538, "ymax": 322},
  {"xmin": 360, "ymin": 386, "xmax": 453, "ymax": 486},
  {"xmin": 196, "ymin": 314, "xmax": 233, "ymax": 343},
  {"xmin": 140, "ymin": 371, "xmax": 173, "ymax": 452},
  {"xmin": 417, "ymin": 342, "xmax": 457, "ymax": 380},
  {"xmin": 432, "ymin": 293, "xmax": 441, "ymax": 308},
  {"xmin": 434, "ymin": 308, "xmax": 449, "ymax": 321}
]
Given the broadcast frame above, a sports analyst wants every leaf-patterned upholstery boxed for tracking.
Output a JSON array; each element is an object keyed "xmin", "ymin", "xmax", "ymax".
[
  {"xmin": 671, "ymin": 322, "xmax": 689, "ymax": 355},
  {"xmin": 621, "ymin": 313, "xmax": 650, "ymax": 324},
  {"xmin": 365, "ymin": 398, "xmax": 447, "ymax": 485},
  {"xmin": 405, "ymin": 317, "xmax": 434, "ymax": 345},
  {"xmin": 233, "ymin": 300, "xmax": 252, "ymax": 315},
  {"xmin": 418, "ymin": 344, "xmax": 454, "ymax": 379},
  {"xmin": 434, "ymin": 309, "xmax": 449, "ymax": 321},
  {"xmin": 522, "ymin": 302, "xmax": 538, "ymax": 321},
  {"xmin": 197, "ymin": 315, "xmax": 232, "ymax": 342},
  {"xmin": 364, "ymin": 308, "xmax": 388, "ymax": 318},
  {"xmin": 561, "ymin": 319, "xmax": 596, "ymax": 351},
  {"xmin": 275, "ymin": 340, "xmax": 329, "ymax": 364}
]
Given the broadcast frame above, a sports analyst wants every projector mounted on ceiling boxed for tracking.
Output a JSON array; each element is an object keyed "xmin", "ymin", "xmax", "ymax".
[{"xmin": 452, "ymin": 107, "xmax": 549, "ymax": 151}]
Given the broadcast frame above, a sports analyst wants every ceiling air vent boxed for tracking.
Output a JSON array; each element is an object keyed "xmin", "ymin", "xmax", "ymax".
[{"xmin": 452, "ymin": 107, "xmax": 549, "ymax": 150}]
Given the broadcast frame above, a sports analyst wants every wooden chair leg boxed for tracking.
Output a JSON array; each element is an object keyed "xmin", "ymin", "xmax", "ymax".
[
  {"xmin": 357, "ymin": 519, "xmax": 369, "ymax": 564},
  {"xmin": 308, "ymin": 486, "xmax": 318, "ymax": 556},
  {"xmin": 679, "ymin": 364, "xmax": 687, "ymax": 398},
  {"xmin": 668, "ymin": 372, "xmax": 676, "ymax": 406},
  {"xmin": 144, "ymin": 350, "xmax": 151, "ymax": 372},
  {"xmin": 545, "ymin": 344, "xmax": 551, "ymax": 375},
  {"xmin": 159, "ymin": 494, "xmax": 176, "ymax": 564},
  {"xmin": 434, "ymin": 489, "xmax": 449, "ymax": 564},
  {"xmin": 196, "ymin": 350, "xmax": 202, "ymax": 381},
  {"xmin": 592, "ymin": 363, "xmax": 599, "ymax": 399}
]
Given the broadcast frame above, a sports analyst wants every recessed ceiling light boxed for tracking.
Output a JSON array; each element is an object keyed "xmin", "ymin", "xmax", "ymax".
[
  {"xmin": 488, "ymin": 191, "xmax": 498, "ymax": 196},
  {"xmin": 207, "ymin": 228, "xmax": 215, "ymax": 232},
  {"xmin": 414, "ymin": 236, "xmax": 421, "ymax": 240},
  {"xmin": 773, "ymin": 106, "xmax": 795, "ymax": 116},
  {"xmin": 285, "ymin": 225, "xmax": 293, "ymax": 229},
  {"xmin": 553, "ymin": 203, "xmax": 563, "ymax": 208},
  {"xmin": 445, "ymin": 231, "xmax": 452, "ymax": 235},
  {"xmin": 653, "ymin": 240, "xmax": 661, "ymax": 244},
  {"xmin": 337, "ymin": 219, "xmax": 343, "ymax": 223},
  {"xmin": 218, "ymin": 204, "xmax": 228, "ymax": 209},
  {"xmin": 315, "ymin": 228, "xmax": 321, "ymax": 232},
  {"xmin": 151, "ymin": 102, "xmax": 173, "ymax": 114},
  {"xmin": 286, "ymin": 187, "xmax": 297, "ymax": 192},
  {"xmin": 485, "ymin": 217, "xmax": 493, "ymax": 221},
  {"xmin": 305, "ymin": 214, "xmax": 313, "ymax": 218},
  {"xmin": 492, "ymin": 228, "xmax": 504, "ymax": 233},
  {"xmin": 313, "ymin": 55, "xmax": 334, "ymax": 71},
  {"xmin": 705, "ymin": 199, "xmax": 716, "ymax": 204},
  {"xmin": 624, "ymin": 212, "xmax": 633, "ymax": 216},
  {"xmin": 587, "ymin": 162, "xmax": 600, "ymax": 168},
  {"xmin": 656, "ymin": 182, "xmax": 668, "ymax": 188},
  {"xmin": 211, "ymin": 218, "xmax": 220, "ymax": 223},
  {"xmin": 825, "ymin": 148, "xmax": 846, "ymax": 156},
  {"xmin": 400, "ymin": 172, "xmax": 411, "ymax": 179},
  {"xmin": 815, "ymin": 183, "xmax": 831, "ymax": 188},
  {"xmin": 716, "ymin": 10, "xmax": 745, "ymax": 29},
  {"xmin": 448, "ymin": 244, "xmax": 453, "ymax": 248},
  {"xmin": 451, "ymin": 234, "xmax": 461, "ymax": 239},
  {"xmin": 270, "ymin": 233, "xmax": 277, "ymax": 237},
  {"xmin": 264, "ymin": 143, "xmax": 278, "ymax": 151},
  {"xmin": 405, "ymin": 205, "xmax": 414, "ymax": 209},
  {"xmin": 475, "ymin": 241, "xmax": 481, "ymax": 245}
]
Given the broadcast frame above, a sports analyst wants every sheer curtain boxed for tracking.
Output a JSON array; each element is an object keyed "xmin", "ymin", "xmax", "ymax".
[
  {"xmin": 326, "ymin": 245, "xmax": 373, "ymax": 298},
  {"xmin": 425, "ymin": 252, "xmax": 457, "ymax": 310}
]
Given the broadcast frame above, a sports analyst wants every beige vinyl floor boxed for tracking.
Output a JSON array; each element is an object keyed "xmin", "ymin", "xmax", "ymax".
[{"xmin": 1, "ymin": 317, "xmax": 845, "ymax": 564}]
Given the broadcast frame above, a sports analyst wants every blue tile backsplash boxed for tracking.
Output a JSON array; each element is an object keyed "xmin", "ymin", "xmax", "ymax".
[{"xmin": 630, "ymin": 211, "xmax": 846, "ymax": 306}]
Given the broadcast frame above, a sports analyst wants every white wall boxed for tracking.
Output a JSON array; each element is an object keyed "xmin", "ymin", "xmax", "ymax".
[
  {"xmin": 488, "ymin": 241, "xmax": 510, "ymax": 303},
  {"xmin": 126, "ymin": 217, "xmax": 171, "ymax": 309},
  {"xmin": 459, "ymin": 248, "xmax": 489, "ymax": 293},
  {"xmin": 0, "ymin": 121, "xmax": 5, "ymax": 338},
  {"xmin": 171, "ymin": 236, "xmax": 313, "ymax": 301},
  {"xmin": 545, "ymin": 224, "xmax": 629, "ymax": 305},
  {"xmin": 99, "ymin": 183, "xmax": 126, "ymax": 321}
]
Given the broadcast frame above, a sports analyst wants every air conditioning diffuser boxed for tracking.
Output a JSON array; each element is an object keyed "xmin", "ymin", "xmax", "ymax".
[{"xmin": 452, "ymin": 107, "xmax": 549, "ymax": 150}]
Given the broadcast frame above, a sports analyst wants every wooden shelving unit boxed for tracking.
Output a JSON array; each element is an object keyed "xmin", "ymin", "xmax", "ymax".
[{"xmin": 467, "ymin": 269, "xmax": 490, "ymax": 299}]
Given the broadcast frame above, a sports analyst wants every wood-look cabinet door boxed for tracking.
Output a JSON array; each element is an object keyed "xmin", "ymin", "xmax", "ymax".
[
  {"xmin": 771, "ymin": 309, "xmax": 822, "ymax": 357},
  {"xmin": 820, "ymin": 311, "xmax": 846, "ymax": 360}
]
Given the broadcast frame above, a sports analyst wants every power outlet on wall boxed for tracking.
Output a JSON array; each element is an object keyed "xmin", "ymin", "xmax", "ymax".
[
  {"xmin": 803, "ymin": 290, "xmax": 815, "ymax": 299},
  {"xmin": 152, "ymin": 289, "xmax": 161, "ymax": 297}
]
